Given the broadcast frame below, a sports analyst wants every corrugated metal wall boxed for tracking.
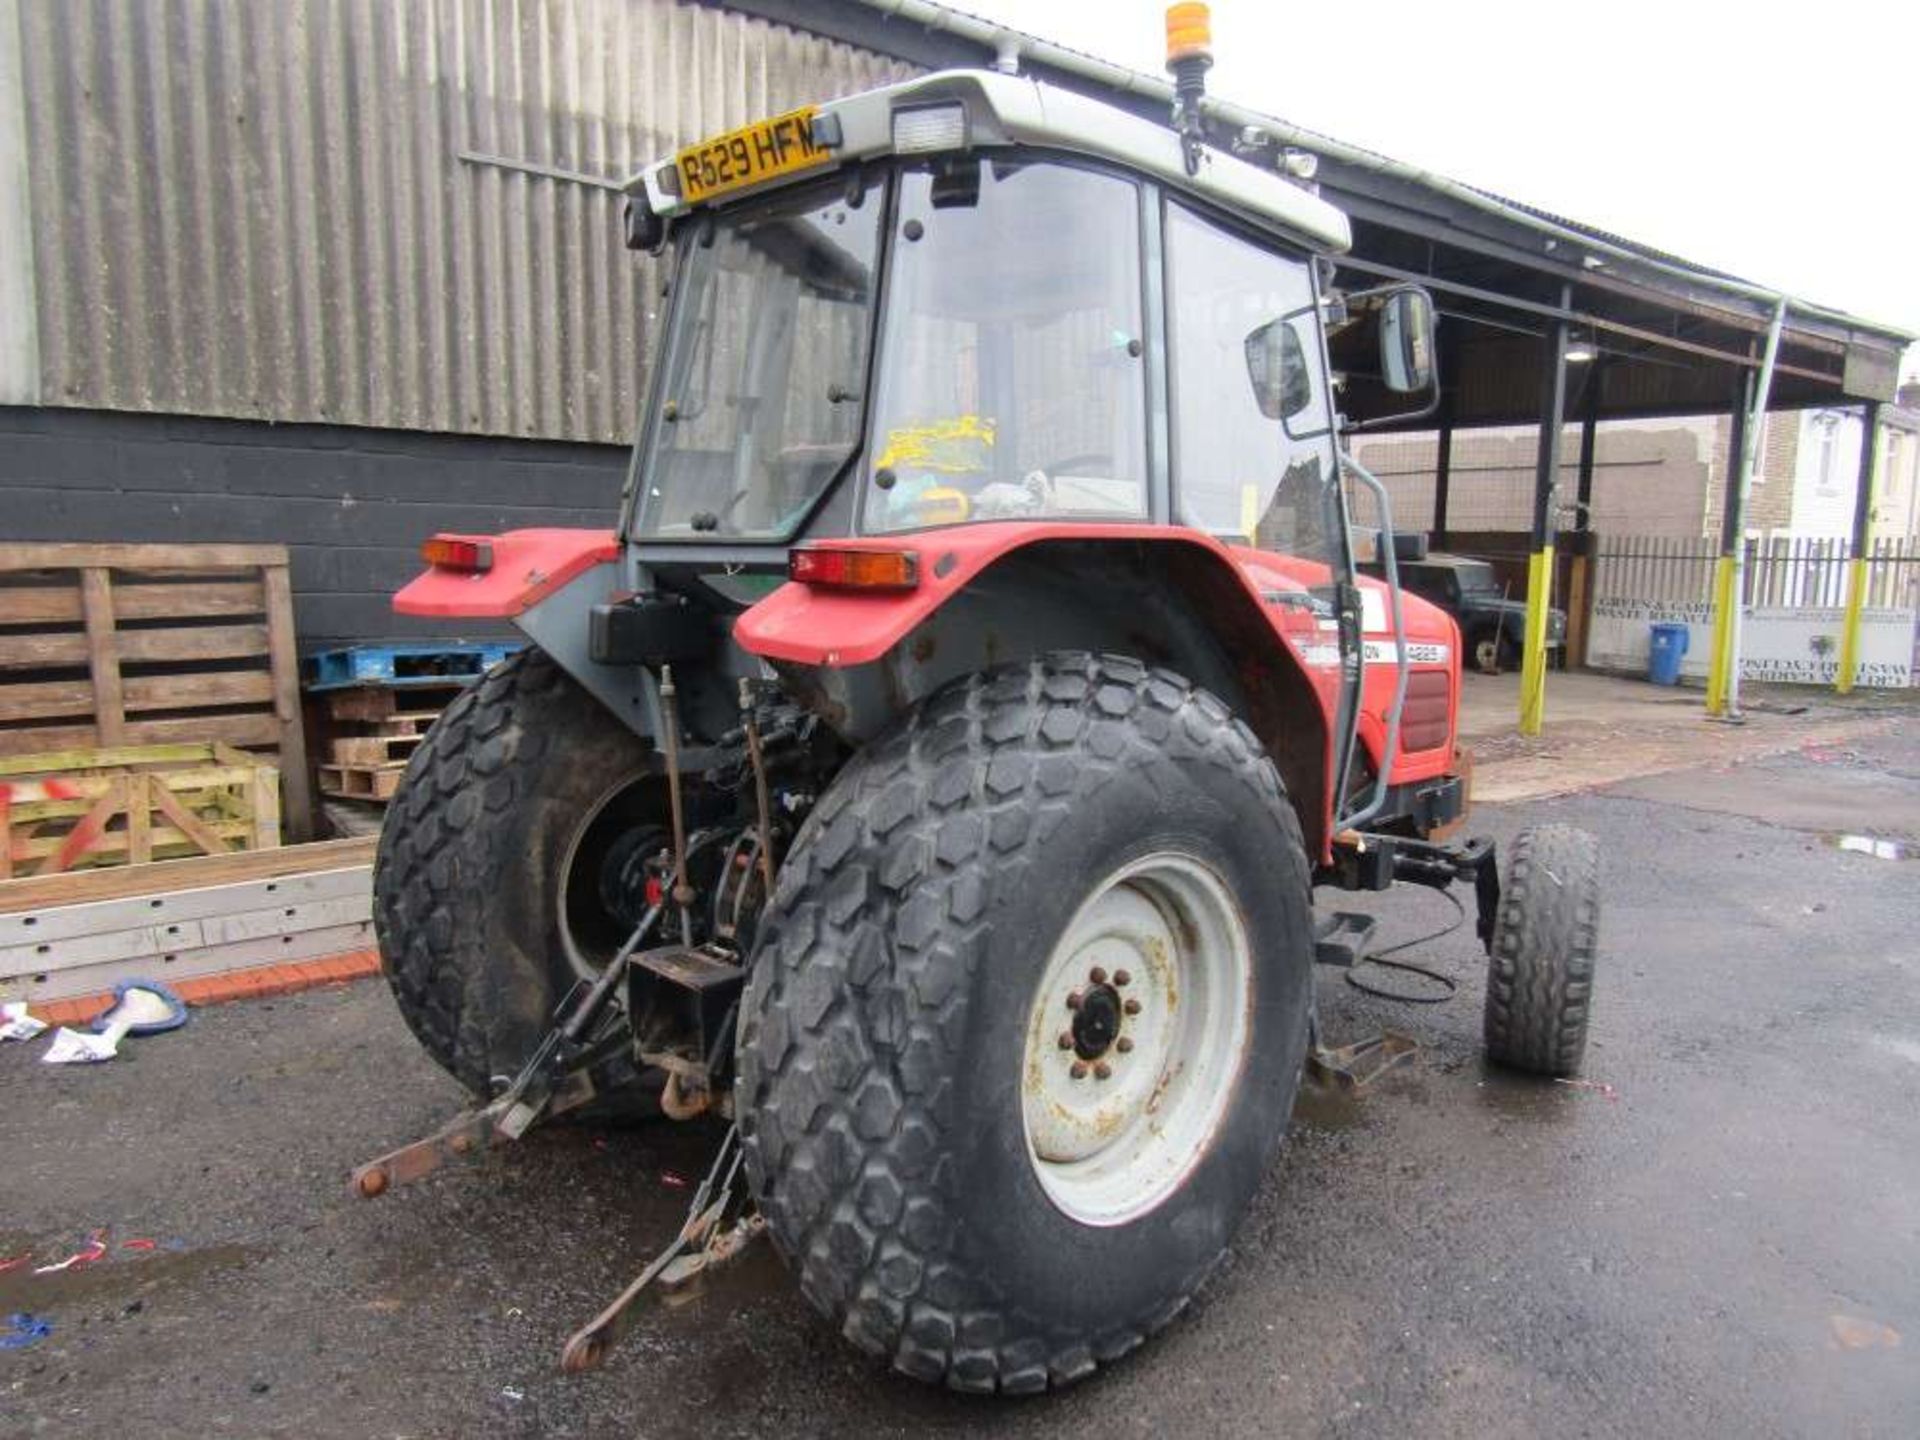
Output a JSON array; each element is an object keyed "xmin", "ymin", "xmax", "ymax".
[{"xmin": 14, "ymin": 0, "xmax": 916, "ymax": 443}]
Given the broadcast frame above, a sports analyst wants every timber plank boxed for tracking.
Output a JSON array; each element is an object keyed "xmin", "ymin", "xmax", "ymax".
[
  {"xmin": 0, "ymin": 542, "xmax": 289, "ymax": 571},
  {"xmin": 111, "ymin": 580, "xmax": 265, "ymax": 620},
  {"xmin": 124, "ymin": 713, "xmax": 283, "ymax": 748},
  {"xmin": 0, "ymin": 586, "xmax": 82, "ymax": 624},
  {"xmin": 0, "ymin": 632, "xmax": 90, "ymax": 669},
  {"xmin": 0, "ymin": 678, "xmax": 97, "ymax": 723},
  {"xmin": 0, "ymin": 836, "xmax": 376, "ymax": 912},
  {"xmin": 123, "ymin": 670, "xmax": 277, "ymax": 712},
  {"xmin": 80, "ymin": 569, "xmax": 126, "ymax": 744},
  {"xmin": 115, "ymin": 623, "xmax": 271, "ymax": 663}
]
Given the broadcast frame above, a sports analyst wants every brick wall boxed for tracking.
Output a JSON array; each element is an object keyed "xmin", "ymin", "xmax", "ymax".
[
  {"xmin": 1352, "ymin": 421, "xmax": 1712, "ymax": 538},
  {"xmin": 0, "ymin": 407, "xmax": 627, "ymax": 650}
]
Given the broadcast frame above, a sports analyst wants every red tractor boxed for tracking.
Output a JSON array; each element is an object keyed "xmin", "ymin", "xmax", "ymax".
[{"xmin": 359, "ymin": 26, "xmax": 1599, "ymax": 1393}]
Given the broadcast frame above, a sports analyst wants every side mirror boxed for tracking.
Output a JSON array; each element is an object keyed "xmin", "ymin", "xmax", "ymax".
[
  {"xmin": 623, "ymin": 199, "xmax": 667, "ymax": 254},
  {"xmin": 1244, "ymin": 318, "xmax": 1314, "ymax": 422},
  {"xmin": 1379, "ymin": 288, "xmax": 1434, "ymax": 393}
]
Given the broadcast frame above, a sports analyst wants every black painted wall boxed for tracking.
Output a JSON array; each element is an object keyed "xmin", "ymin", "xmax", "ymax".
[{"xmin": 0, "ymin": 407, "xmax": 629, "ymax": 650}]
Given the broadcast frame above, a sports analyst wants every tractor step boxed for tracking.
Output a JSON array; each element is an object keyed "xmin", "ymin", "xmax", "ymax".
[
  {"xmin": 1313, "ymin": 909, "xmax": 1378, "ymax": 967},
  {"xmin": 634, "ymin": 944, "xmax": 747, "ymax": 991}
]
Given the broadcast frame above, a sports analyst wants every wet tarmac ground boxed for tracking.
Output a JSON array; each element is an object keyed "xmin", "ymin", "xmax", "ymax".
[{"xmin": 3, "ymin": 721, "xmax": 1917, "ymax": 1437}]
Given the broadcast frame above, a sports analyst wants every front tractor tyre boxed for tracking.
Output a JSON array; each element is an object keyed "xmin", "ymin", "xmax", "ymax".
[
  {"xmin": 736, "ymin": 654, "xmax": 1315, "ymax": 1393},
  {"xmin": 1482, "ymin": 824, "xmax": 1600, "ymax": 1077},
  {"xmin": 372, "ymin": 647, "xmax": 661, "ymax": 1112}
]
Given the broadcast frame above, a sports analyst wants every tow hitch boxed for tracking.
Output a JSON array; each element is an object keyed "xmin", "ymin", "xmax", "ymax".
[
  {"xmin": 349, "ymin": 903, "xmax": 766, "ymax": 1375},
  {"xmin": 1307, "ymin": 833, "xmax": 1504, "ymax": 1087},
  {"xmin": 349, "ymin": 904, "xmax": 663, "ymax": 1199}
]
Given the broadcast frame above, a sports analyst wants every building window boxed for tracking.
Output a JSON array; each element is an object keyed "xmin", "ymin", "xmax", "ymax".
[{"xmin": 1813, "ymin": 412, "xmax": 1841, "ymax": 495}]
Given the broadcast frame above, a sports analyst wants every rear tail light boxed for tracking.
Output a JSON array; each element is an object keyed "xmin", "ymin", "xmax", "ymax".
[
  {"xmin": 420, "ymin": 534, "xmax": 495, "ymax": 573},
  {"xmin": 788, "ymin": 547, "xmax": 919, "ymax": 591}
]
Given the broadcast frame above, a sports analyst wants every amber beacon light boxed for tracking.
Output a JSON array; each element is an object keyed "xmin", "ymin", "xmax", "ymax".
[
  {"xmin": 1164, "ymin": 4, "xmax": 1213, "ymax": 174},
  {"xmin": 1164, "ymin": 2, "xmax": 1213, "ymax": 65}
]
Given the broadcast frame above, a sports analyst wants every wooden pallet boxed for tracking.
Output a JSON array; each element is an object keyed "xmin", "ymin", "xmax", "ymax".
[
  {"xmin": 0, "ymin": 742, "xmax": 280, "ymax": 879},
  {"xmin": 323, "ymin": 688, "xmax": 463, "ymax": 724},
  {"xmin": 318, "ymin": 761, "xmax": 407, "ymax": 801},
  {"xmin": 0, "ymin": 543, "xmax": 314, "ymax": 840},
  {"xmin": 329, "ymin": 731, "xmax": 423, "ymax": 767},
  {"xmin": 311, "ymin": 689, "xmax": 457, "ymax": 811}
]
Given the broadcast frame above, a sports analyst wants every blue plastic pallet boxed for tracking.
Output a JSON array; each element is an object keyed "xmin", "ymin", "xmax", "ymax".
[{"xmin": 303, "ymin": 641, "xmax": 523, "ymax": 691}]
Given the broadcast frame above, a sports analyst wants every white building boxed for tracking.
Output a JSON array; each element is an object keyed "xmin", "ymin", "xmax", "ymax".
[{"xmin": 1783, "ymin": 391, "xmax": 1920, "ymax": 542}]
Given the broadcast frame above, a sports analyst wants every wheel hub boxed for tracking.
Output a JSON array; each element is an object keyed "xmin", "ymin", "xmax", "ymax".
[
  {"xmin": 1021, "ymin": 853, "xmax": 1253, "ymax": 1227},
  {"xmin": 1069, "ymin": 982, "xmax": 1124, "ymax": 1060}
]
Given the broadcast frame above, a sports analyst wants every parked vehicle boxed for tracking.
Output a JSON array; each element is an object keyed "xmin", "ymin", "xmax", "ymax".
[
  {"xmin": 1391, "ymin": 550, "xmax": 1567, "ymax": 673},
  {"xmin": 356, "ymin": 8, "xmax": 1601, "ymax": 1393}
]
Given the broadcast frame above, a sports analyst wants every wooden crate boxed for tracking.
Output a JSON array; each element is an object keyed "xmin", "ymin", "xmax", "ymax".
[
  {"xmin": 0, "ymin": 742, "xmax": 280, "ymax": 879},
  {"xmin": 0, "ymin": 543, "xmax": 313, "ymax": 840}
]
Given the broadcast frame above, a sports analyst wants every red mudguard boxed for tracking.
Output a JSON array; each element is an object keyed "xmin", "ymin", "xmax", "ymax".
[
  {"xmin": 393, "ymin": 529, "xmax": 619, "ymax": 618},
  {"xmin": 734, "ymin": 522, "xmax": 1285, "ymax": 666},
  {"xmin": 736, "ymin": 524, "xmax": 1460, "ymax": 789}
]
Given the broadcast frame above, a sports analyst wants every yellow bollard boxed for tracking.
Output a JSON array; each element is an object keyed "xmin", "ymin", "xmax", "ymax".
[
  {"xmin": 1518, "ymin": 544, "xmax": 1554, "ymax": 736},
  {"xmin": 1835, "ymin": 554, "xmax": 1869, "ymax": 694},
  {"xmin": 1705, "ymin": 554, "xmax": 1737, "ymax": 715}
]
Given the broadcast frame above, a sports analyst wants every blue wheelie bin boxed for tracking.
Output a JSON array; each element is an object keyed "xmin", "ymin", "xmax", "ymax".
[{"xmin": 1647, "ymin": 622, "xmax": 1688, "ymax": 685}]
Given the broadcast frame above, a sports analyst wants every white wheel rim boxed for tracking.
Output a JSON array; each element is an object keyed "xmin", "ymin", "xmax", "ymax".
[{"xmin": 1020, "ymin": 852, "xmax": 1254, "ymax": 1227}]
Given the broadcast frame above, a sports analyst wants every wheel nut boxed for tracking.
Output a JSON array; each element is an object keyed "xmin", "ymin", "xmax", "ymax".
[
  {"xmin": 1093, "ymin": 1062, "xmax": 1112, "ymax": 1081},
  {"xmin": 1069, "ymin": 1061, "xmax": 1089, "ymax": 1080},
  {"xmin": 1089, "ymin": 966, "xmax": 1108, "ymax": 985},
  {"xmin": 1124, "ymin": 998, "xmax": 1142, "ymax": 1015},
  {"xmin": 1114, "ymin": 968, "xmax": 1132, "ymax": 987},
  {"xmin": 1066, "ymin": 990, "xmax": 1083, "ymax": 1011},
  {"xmin": 1057, "ymin": 1031, "xmax": 1074, "ymax": 1050},
  {"xmin": 1117, "ymin": 1037, "xmax": 1134, "ymax": 1053}
]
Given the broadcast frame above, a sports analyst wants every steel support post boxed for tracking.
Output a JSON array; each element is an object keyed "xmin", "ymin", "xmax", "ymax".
[
  {"xmin": 1565, "ymin": 363, "xmax": 1601, "ymax": 668},
  {"xmin": 1519, "ymin": 294, "xmax": 1569, "ymax": 736},
  {"xmin": 1836, "ymin": 401, "xmax": 1882, "ymax": 693},
  {"xmin": 1707, "ymin": 299, "xmax": 1787, "ymax": 718},
  {"xmin": 1705, "ymin": 376, "xmax": 1752, "ymax": 712},
  {"xmin": 1433, "ymin": 418, "xmax": 1454, "ymax": 546}
]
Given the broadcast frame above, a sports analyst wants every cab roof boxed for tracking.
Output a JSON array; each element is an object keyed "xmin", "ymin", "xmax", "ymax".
[{"xmin": 627, "ymin": 68, "xmax": 1351, "ymax": 256}]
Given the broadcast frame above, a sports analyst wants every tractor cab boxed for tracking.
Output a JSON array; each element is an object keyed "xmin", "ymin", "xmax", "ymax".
[{"xmin": 621, "ymin": 66, "xmax": 1426, "ymax": 570}]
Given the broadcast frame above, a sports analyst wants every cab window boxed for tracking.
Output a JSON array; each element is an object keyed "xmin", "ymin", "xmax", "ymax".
[
  {"xmin": 1166, "ymin": 202, "xmax": 1337, "ymax": 563},
  {"xmin": 863, "ymin": 160, "xmax": 1148, "ymax": 533}
]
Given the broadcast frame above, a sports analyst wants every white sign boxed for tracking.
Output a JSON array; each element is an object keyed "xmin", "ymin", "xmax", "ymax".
[{"xmin": 1587, "ymin": 599, "xmax": 1915, "ymax": 687}]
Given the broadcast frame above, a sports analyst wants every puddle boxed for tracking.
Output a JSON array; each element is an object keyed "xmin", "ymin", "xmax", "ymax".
[
  {"xmin": 1289, "ymin": 1077, "xmax": 1368, "ymax": 1133},
  {"xmin": 1473, "ymin": 1067, "xmax": 1589, "ymax": 1123},
  {"xmin": 0, "ymin": 1242, "xmax": 262, "ymax": 1311},
  {"xmin": 1830, "ymin": 834, "xmax": 1914, "ymax": 861}
]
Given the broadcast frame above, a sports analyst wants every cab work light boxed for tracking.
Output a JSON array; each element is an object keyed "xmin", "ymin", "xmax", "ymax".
[
  {"xmin": 788, "ymin": 547, "xmax": 919, "ymax": 591},
  {"xmin": 420, "ymin": 534, "xmax": 495, "ymax": 573},
  {"xmin": 891, "ymin": 103, "xmax": 966, "ymax": 154}
]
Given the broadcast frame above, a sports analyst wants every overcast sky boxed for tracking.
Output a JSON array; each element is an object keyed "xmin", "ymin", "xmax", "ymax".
[{"xmin": 954, "ymin": 0, "xmax": 1919, "ymax": 382}]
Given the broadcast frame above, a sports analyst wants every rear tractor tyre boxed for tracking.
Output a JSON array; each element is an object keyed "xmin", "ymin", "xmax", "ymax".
[
  {"xmin": 1482, "ymin": 824, "xmax": 1600, "ymax": 1077},
  {"xmin": 736, "ymin": 654, "xmax": 1315, "ymax": 1393},
  {"xmin": 372, "ymin": 646, "xmax": 662, "ymax": 1114}
]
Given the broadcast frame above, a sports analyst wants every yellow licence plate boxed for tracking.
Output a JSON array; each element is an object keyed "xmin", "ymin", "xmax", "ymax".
[{"xmin": 674, "ymin": 107, "xmax": 832, "ymax": 204}]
